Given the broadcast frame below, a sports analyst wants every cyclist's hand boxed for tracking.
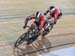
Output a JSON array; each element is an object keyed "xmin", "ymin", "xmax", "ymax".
[{"xmin": 44, "ymin": 13, "xmax": 46, "ymax": 15}]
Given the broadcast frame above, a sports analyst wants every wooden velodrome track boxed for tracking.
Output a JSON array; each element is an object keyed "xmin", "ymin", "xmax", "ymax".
[
  {"xmin": 0, "ymin": 15, "xmax": 75, "ymax": 56},
  {"xmin": 0, "ymin": 0, "xmax": 75, "ymax": 56}
]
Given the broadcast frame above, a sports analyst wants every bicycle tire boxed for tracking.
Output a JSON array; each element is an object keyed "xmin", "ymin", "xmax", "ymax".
[{"xmin": 14, "ymin": 33, "xmax": 27, "ymax": 47}]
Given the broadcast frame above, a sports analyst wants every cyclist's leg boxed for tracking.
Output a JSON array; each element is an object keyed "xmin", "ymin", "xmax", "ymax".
[
  {"xmin": 43, "ymin": 21, "xmax": 50, "ymax": 32},
  {"xmin": 34, "ymin": 21, "xmax": 40, "ymax": 33},
  {"xmin": 27, "ymin": 21, "xmax": 39, "ymax": 45},
  {"xmin": 42, "ymin": 21, "xmax": 50, "ymax": 36}
]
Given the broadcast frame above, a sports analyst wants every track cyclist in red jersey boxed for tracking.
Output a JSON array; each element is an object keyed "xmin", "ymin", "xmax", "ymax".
[
  {"xmin": 23, "ymin": 11, "xmax": 52, "ymax": 35},
  {"xmin": 44, "ymin": 6, "xmax": 62, "ymax": 24}
]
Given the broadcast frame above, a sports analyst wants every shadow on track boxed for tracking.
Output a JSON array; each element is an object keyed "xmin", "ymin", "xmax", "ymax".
[
  {"xmin": 13, "ymin": 37, "xmax": 75, "ymax": 56},
  {"xmin": 13, "ymin": 37, "xmax": 52, "ymax": 56}
]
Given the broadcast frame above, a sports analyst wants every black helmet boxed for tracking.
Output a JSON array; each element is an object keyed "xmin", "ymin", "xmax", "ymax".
[
  {"xmin": 35, "ymin": 11, "xmax": 41, "ymax": 22},
  {"xmin": 50, "ymin": 6, "xmax": 55, "ymax": 10}
]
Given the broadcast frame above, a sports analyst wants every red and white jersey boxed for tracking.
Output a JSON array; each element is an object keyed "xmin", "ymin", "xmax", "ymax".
[
  {"xmin": 26, "ymin": 14, "xmax": 45, "ymax": 29},
  {"xmin": 45, "ymin": 7, "xmax": 61, "ymax": 22}
]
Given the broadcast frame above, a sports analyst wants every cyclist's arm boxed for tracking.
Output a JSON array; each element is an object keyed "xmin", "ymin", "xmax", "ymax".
[
  {"xmin": 23, "ymin": 17, "xmax": 29, "ymax": 29},
  {"xmin": 23, "ymin": 14, "xmax": 36, "ymax": 29},
  {"xmin": 44, "ymin": 9, "xmax": 49, "ymax": 15},
  {"xmin": 29, "ymin": 14, "xmax": 35, "ymax": 20}
]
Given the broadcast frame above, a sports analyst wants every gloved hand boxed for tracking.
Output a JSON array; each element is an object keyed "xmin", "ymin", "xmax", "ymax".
[{"xmin": 44, "ymin": 13, "xmax": 46, "ymax": 15}]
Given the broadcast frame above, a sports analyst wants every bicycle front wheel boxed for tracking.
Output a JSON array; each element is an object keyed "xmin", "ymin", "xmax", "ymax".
[{"xmin": 14, "ymin": 33, "xmax": 27, "ymax": 47}]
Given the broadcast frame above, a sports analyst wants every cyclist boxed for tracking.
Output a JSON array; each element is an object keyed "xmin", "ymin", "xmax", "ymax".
[
  {"xmin": 44, "ymin": 6, "xmax": 62, "ymax": 24},
  {"xmin": 23, "ymin": 11, "xmax": 47, "ymax": 34}
]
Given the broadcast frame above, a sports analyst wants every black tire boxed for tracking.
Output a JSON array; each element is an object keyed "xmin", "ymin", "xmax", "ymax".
[{"xmin": 14, "ymin": 33, "xmax": 27, "ymax": 47}]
